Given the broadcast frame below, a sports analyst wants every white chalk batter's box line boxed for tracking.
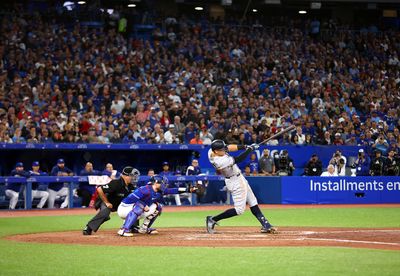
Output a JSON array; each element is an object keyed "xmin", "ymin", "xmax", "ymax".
[
  {"xmin": 194, "ymin": 229, "xmax": 400, "ymax": 236},
  {"xmin": 184, "ymin": 236, "xmax": 400, "ymax": 246},
  {"xmin": 183, "ymin": 230, "xmax": 400, "ymax": 246}
]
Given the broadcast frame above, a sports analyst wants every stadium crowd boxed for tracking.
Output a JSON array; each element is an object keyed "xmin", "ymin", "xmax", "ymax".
[{"xmin": 0, "ymin": 8, "xmax": 399, "ymax": 157}]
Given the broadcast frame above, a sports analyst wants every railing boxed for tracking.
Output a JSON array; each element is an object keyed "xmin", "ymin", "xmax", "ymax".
[{"xmin": 0, "ymin": 175, "xmax": 225, "ymax": 209}]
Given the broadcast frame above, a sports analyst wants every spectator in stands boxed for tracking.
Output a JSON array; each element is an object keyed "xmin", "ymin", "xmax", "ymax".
[
  {"xmin": 372, "ymin": 134, "xmax": 389, "ymax": 155},
  {"xmin": 98, "ymin": 129, "xmax": 111, "ymax": 144},
  {"xmin": 244, "ymin": 165, "xmax": 252, "ymax": 177},
  {"xmin": 28, "ymin": 161, "xmax": 49, "ymax": 209},
  {"xmin": 164, "ymin": 124, "xmax": 179, "ymax": 144},
  {"xmin": 6, "ymin": 162, "xmax": 30, "ymax": 209},
  {"xmin": 78, "ymin": 162, "xmax": 101, "ymax": 208},
  {"xmin": 321, "ymin": 164, "xmax": 338, "ymax": 177},
  {"xmin": 48, "ymin": 159, "xmax": 73, "ymax": 208},
  {"xmin": 353, "ymin": 149, "xmax": 370, "ymax": 176},
  {"xmin": 12, "ymin": 128, "xmax": 26, "ymax": 143},
  {"xmin": 293, "ymin": 126, "xmax": 306, "ymax": 145},
  {"xmin": 248, "ymin": 152, "xmax": 259, "ymax": 175},
  {"xmin": 0, "ymin": 6, "xmax": 399, "ymax": 159},
  {"xmin": 259, "ymin": 149, "xmax": 276, "ymax": 176},
  {"xmin": 189, "ymin": 131, "xmax": 203, "ymax": 144},
  {"xmin": 303, "ymin": 154, "xmax": 323, "ymax": 176},
  {"xmin": 199, "ymin": 125, "xmax": 213, "ymax": 145}
]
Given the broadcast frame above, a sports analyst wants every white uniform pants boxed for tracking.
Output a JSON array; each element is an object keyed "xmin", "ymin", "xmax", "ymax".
[
  {"xmin": 5, "ymin": 189, "xmax": 19, "ymax": 209},
  {"xmin": 24, "ymin": 190, "xmax": 50, "ymax": 209},
  {"xmin": 47, "ymin": 187, "xmax": 69, "ymax": 209},
  {"xmin": 117, "ymin": 202, "xmax": 158, "ymax": 220},
  {"xmin": 225, "ymin": 174, "xmax": 258, "ymax": 215}
]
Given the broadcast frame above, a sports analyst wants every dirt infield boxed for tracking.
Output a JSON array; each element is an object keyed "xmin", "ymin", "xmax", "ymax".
[
  {"xmin": 6, "ymin": 226, "xmax": 400, "ymax": 250},
  {"xmin": 2, "ymin": 204, "xmax": 400, "ymax": 250}
]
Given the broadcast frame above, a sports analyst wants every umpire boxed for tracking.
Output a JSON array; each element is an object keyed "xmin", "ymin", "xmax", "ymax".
[{"xmin": 82, "ymin": 166, "xmax": 140, "ymax": 235}]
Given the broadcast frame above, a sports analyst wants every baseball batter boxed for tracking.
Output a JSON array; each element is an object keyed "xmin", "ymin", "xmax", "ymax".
[{"xmin": 206, "ymin": 140, "xmax": 277, "ymax": 234}]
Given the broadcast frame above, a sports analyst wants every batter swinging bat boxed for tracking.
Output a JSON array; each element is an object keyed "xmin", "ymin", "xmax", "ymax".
[{"xmin": 258, "ymin": 125, "xmax": 296, "ymax": 146}]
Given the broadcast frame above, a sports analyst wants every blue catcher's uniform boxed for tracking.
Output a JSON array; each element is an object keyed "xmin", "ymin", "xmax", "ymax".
[
  {"xmin": 117, "ymin": 178, "xmax": 181, "ymax": 235},
  {"xmin": 121, "ymin": 184, "xmax": 178, "ymax": 206}
]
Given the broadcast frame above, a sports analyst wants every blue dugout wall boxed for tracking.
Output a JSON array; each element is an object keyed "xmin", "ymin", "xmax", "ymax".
[
  {"xmin": 0, "ymin": 143, "xmax": 365, "ymax": 176},
  {"xmin": 1, "ymin": 144, "xmax": 399, "ymax": 208},
  {"xmin": 0, "ymin": 175, "xmax": 398, "ymax": 209}
]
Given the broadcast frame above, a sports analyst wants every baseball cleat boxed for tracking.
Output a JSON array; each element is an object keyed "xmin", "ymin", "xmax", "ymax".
[
  {"xmin": 261, "ymin": 226, "xmax": 278, "ymax": 234},
  {"xmin": 82, "ymin": 226, "xmax": 92, "ymax": 235},
  {"xmin": 117, "ymin": 228, "xmax": 134, "ymax": 237},
  {"xmin": 206, "ymin": 216, "xmax": 218, "ymax": 234},
  {"xmin": 138, "ymin": 227, "xmax": 158, "ymax": 235}
]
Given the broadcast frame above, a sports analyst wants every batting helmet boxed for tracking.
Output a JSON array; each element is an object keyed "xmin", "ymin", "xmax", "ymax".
[
  {"xmin": 211, "ymin": 139, "xmax": 227, "ymax": 152},
  {"xmin": 122, "ymin": 166, "xmax": 140, "ymax": 184}
]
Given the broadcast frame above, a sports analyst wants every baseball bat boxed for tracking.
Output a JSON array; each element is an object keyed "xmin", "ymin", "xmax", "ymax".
[{"xmin": 258, "ymin": 125, "xmax": 296, "ymax": 146}]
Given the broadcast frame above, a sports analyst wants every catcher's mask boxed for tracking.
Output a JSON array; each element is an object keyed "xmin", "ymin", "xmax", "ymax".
[
  {"xmin": 122, "ymin": 166, "xmax": 140, "ymax": 184},
  {"xmin": 150, "ymin": 175, "xmax": 168, "ymax": 192}
]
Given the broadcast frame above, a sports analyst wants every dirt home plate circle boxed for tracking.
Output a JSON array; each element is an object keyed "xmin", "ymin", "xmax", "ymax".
[{"xmin": 7, "ymin": 227, "xmax": 400, "ymax": 251}]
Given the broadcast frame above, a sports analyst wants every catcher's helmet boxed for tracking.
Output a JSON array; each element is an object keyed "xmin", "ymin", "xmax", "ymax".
[
  {"xmin": 122, "ymin": 166, "xmax": 140, "ymax": 184},
  {"xmin": 211, "ymin": 139, "xmax": 227, "ymax": 152},
  {"xmin": 150, "ymin": 175, "xmax": 168, "ymax": 192}
]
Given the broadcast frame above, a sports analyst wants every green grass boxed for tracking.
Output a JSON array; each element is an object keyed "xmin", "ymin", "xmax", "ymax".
[{"xmin": 0, "ymin": 207, "xmax": 400, "ymax": 275}]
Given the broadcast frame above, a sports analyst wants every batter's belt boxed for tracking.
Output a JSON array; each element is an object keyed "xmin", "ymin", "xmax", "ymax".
[{"xmin": 226, "ymin": 173, "xmax": 241, "ymax": 179}]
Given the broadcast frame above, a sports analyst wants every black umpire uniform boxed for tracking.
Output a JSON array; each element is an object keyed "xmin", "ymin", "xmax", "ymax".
[{"xmin": 82, "ymin": 166, "xmax": 139, "ymax": 235}]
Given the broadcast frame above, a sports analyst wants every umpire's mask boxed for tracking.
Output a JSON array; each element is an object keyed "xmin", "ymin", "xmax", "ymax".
[{"xmin": 122, "ymin": 166, "xmax": 140, "ymax": 184}]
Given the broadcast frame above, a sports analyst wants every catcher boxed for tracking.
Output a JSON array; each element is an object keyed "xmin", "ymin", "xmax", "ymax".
[{"xmin": 117, "ymin": 175, "xmax": 196, "ymax": 237}]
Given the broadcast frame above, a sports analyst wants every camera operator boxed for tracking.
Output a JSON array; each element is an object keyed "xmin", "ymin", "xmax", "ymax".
[
  {"xmin": 303, "ymin": 154, "xmax": 322, "ymax": 176},
  {"xmin": 329, "ymin": 150, "xmax": 347, "ymax": 176},
  {"xmin": 329, "ymin": 150, "xmax": 347, "ymax": 167},
  {"xmin": 369, "ymin": 150, "xmax": 385, "ymax": 176},
  {"xmin": 353, "ymin": 149, "xmax": 370, "ymax": 176},
  {"xmin": 384, "ymin": 149, "xmax": 399, "ymax": 176},
  {"xmin": 277, "ymin": 150, "xmax": 295, "ymax": 176},
  {"xmin": 336, "ymin": 158, "xmax": 346, "ymax": 176}
]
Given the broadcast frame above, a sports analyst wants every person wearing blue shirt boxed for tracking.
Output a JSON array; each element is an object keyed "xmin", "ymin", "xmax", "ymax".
[
  {"xmin": 159, "ymin": 161, "xmax": 173, "ymax": 178},
  {"xmin": 78, "ymin": 162, "xmax": 101, "ymax": 208},
  {"xmin": 28, "ymin": 161, "xmax": 49, "ymax": 209},
  {"xmin": 158, "ymin": 161, "xmax": 180, "ymax": 205},
  {"xmin": 48, "ymin": 159, "xmax": 73, "ymax": 208},
  {"xmin": 248, "ymin": 153, "xmax": 259, "ymax": 175},
  {"xmin": 6, "ymin": 162, "xmax": 30, "ymax": 209},
  {"xmin": 117, "ymin": 175, "xmax": 194, "ymax": 236},
  {"xmin": 353, "ymin": 149, "xmax": 370, "ymax": 176},
  {"xmin": 101, "ymin": 163, "xmax": 121, "ymax": 179}
]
